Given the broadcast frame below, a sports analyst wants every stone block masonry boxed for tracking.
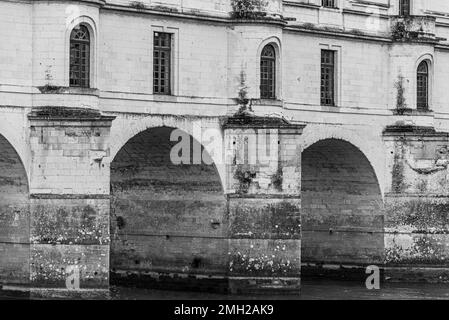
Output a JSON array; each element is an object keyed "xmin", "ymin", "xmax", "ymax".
[
  {"xmin": 383, "ymin": 126, "xmax": 449, "ymax": 282},
  {"xmin": 223, "ymin": 115, "xmax": 304, "ymax": 294},
  {"xmin": 27, "ymin": 107, "xmax": 114, "ymax": 296}
]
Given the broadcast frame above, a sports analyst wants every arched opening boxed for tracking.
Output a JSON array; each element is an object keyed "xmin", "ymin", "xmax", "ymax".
[
  {"xmin": 301, "ymin": 139, "xmax": 384, "ymax": 280},
  {"xmin": 110, "ymin": 127, "xmax": 227, "ymax": 292},
  {"xmin": 260, "ymin": 44, "xmax": 276, "ymax": 99},
  {"xmin": 0, "ymin": 134, "xmax": 29, "ymax": 286},
  {"xmin": 417, "ymin": 60, "xmax": 429, "ymax": 111},
  {"xmin": 69, "ymin": 24, "xmax": 90, "ymax": 88}
]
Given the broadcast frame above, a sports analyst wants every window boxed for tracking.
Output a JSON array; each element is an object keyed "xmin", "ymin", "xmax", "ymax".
[
  {"xmin": 321, "ymin": 50, "xmax": 335, "ymax": 106},
  {"xmin": 69, "ymin": 25, "xmax": 90, "ymax": 88},
  {"xmin": 153, "ymin": 32, "xmax": 172, "ymax": 95},
  {"xmin": 417, "ymin": 61, "xmax": 429, "ymax": 111},
  {"xmin": 260, "ymin": 44, "xmax": 276, "ymax": 99},
  {"xmin": 399, "ymin": 0, "xmax": 410, "ymax": 16},
  {"xmin": 322, "ymin": 0, "xmax": 336, "ymax": 8}
]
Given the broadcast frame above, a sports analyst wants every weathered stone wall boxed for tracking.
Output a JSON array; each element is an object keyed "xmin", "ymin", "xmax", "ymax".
[
  {"xmin": 28, "ymin": 108, "xmax": 114, "ymax": 293},
  {"xmin": 110, "ymin": 126, "xmax": 228, "ymax": 291},
  {"xmin": 224, "ymin": 118, "xmax": 303, "ymax": 293},
  {"xmin": 0, "ymin": 134, "xmax": 30, "ymax": 285},
  {"xmin": 383, "ymin": 127, "xmax": 449, "ymax": 281}
]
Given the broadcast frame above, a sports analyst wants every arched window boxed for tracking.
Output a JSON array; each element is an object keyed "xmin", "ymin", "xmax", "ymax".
[
  {"xmin": 260, "ymin": 44, "xmax": 276, "ymax": 99},
  {"xmin": 417, "ymin": 61, "xmax": 429, "ymax": 111},
  {"xmin": 70, "ymin": 25, "xmax": 90, "ymax": 88}
]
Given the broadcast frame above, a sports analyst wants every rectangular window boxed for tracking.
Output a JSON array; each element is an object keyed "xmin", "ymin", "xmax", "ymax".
[
  {"xmin": 322, "ymin": 0, "xmax": 336, "ymax": 8},
  {"xmin": 399, "ymin": 0, "xmax": 410, "ymax": 16},
  {"xmin": 321, "ymin": 50, "xmax": 335, "ymax": 106},
  {"xmin": 153, "ymin": 32, "xmax": 172, "ymax": 95}
]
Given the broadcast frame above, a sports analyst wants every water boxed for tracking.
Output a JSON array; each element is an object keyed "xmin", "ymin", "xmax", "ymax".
[
  {"xmin": 110, "ymin": 280, "xmax": 449, "ymax": 300},
  {"xmin": 1, "ymin": 280, "xmax": 448, "ymax": 300}
]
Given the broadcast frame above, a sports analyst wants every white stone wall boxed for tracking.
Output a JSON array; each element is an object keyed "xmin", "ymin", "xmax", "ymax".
[{"xmin": 2, "ymin": 0, "xmax": 449, "ymax": 196}]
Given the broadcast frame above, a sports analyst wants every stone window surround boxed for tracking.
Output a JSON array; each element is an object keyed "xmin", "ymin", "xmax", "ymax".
[
  {"xmin": 415, "ymin": 53, "xmax": 434, "ymax": 111},
  {"xmin": 256, "ymin": 37, "xmax": 282, "ymax": 101},
  {"xmin": 319, "ymin": 43, "xmax": 342, "ymax": 108},
  {"xmin": 150, "ymin": 25, "xmax": 179, "ymax": 96},
  {"xmin": 65, "ymin": 16, "xmax": 98, "ymax": 90}
]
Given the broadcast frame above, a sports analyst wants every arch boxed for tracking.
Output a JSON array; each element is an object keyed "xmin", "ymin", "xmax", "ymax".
[
  {"xmin": 0, "ymin": 118, "xmax": 30, "ymax": 182},
  {"xmin": 0, "ymin": 134, "xmax": 28, "ymax": 190},
  {"xmin": 0, "ymin": 133, "xmax": 30, "ymax": 285},
  {"xmin": 65, "ymin": 16, "xmax": 98, "ymax": 88},
  {"xmin": 109, "ymin": 115, "xmax": 225, "ymax": 188},
  {"xmin": 301, "ymin": 138, "xmax": 385, "ymax": 278},
  {"xmin": 109, "ymin": 126, "xmax": 228, "ymax": 291},
  {"xmin": 300, "ymin": 124, "xmax": 386, "ymax": 198},
  {"xmin": 257, "ymin": 37, "xmax": 282, "ymax": 100}
]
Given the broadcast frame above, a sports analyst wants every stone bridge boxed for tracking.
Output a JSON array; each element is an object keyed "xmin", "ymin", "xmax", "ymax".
[
  {"xmin": 2, "ymin": 105, "xmax": 449, "ymax": 297},
  {"xmin": 2, "ymin": 0, "xmax": 449, "ymax": 298}
]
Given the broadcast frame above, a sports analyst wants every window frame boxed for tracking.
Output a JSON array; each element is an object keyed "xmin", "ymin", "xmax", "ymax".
[
  {"xmin": 399, "ymin": 0, "xmax": 411, "ymax": 16},
  {"xmin": 260, "ymin": 44, "xmax": 276, "ymax": 100},
  {"xmin": 320, "ymin": 49, "xmax": 336, "ymax": 107},
  {"xmin": 153, "ymin": 31, "xmax": 172, "ymax": 95},
  {"xmin": 69, "ymin": 25, "xmax": 91, "ymax": 88},
  {"xmin": 417, "ymin": 60, "xmax": 429, "ymax": 111},
  {"xmin": 322, "ymin": 0, "xmax": 337, "ymax": 9}
]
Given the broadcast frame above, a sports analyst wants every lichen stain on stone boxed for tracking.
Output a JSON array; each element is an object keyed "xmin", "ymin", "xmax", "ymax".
[
  {"xmin": 230, "ymin": 249, "xmax": 298, "ymax": 277},
  {"xmin": 386, "ymin": 199, "xmax": 449, "ymax": 232},
  {"xmin": 31, "ymin": 204, "xmax": 108, "ymax": 245},
  {"xmin": 392, "ymin": 142, "xmax": 408, "ymax": 193},
  {"xmin": 30, "ymin": 247, "xmax": 108, "ymax": 288},
  {"xmin": 385, "ymin": 233, "xmax": 449, "ymax": 265},
  {"xmin": 230, "ymin": 201, "xmax": 300, "ymax": 239}
]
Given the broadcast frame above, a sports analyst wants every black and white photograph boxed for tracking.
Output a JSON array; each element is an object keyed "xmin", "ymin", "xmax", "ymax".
[{"xmin": 1, "ymin": 0, "xmax": 449, "ymax": 310}]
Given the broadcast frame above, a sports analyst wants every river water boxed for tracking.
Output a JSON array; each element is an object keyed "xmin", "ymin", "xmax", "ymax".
[
  {"xmin": 110, "ymin": 280, "xmax": 449, "ymax": 300},
  {"xmin": 1, "ymin": 280, "xmax": 448, "ymax": 300}
]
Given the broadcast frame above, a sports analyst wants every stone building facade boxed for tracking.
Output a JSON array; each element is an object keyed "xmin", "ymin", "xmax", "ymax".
[{"xmin": 2, "ymin": 0, "xmax": 449, "ymax": 296}]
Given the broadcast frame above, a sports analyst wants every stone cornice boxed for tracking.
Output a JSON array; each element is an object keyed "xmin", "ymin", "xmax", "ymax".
[
  {"xmin": 382, "ymin": 125, "xmax": 449, "ymax": 138},
  {"xmin": 28, "ymin": 106, "xmax": 116, "ymax": 123},
  {"xmin": 103, "ymin": 3, "xmax": 288, "ymax": 27},
  {"xmin": 285, "ymin": 24, "xmax": 392, "ymax": 43},
  {"xmin": 31, "ymin": 0, "xmax": 106, "ymax": 6}
]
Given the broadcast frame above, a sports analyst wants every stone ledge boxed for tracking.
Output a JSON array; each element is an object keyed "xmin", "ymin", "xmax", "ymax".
[
  {"xmin": 382, "ymin": 125, "xmax": 449, "ymax": 136},
  {"xmin": 37, "ymin": 86, "xmax": 99, "ymax": 96},
  {"xmin": 28, "ymin": 106, "xmax": 116, "ymax": 123},
  {"xmin": 222, "ymin": 113, "xmax": 305, "ymax": 130},
  {"xmin": 30, "ymin": 193, "xmax": 110, "ymax": 199}
]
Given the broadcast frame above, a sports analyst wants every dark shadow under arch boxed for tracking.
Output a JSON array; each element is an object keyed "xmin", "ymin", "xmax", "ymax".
[
  {"xmin": 0, "ymin": 134, "xmax": 30, "ymax": 285},
  {"xmin": 301, "ymin": 139, "xmax": 384, "ymax": 280},
  {"xmin": 109, "ymin": 126, "xmax": 227, "ymax": 292}
]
